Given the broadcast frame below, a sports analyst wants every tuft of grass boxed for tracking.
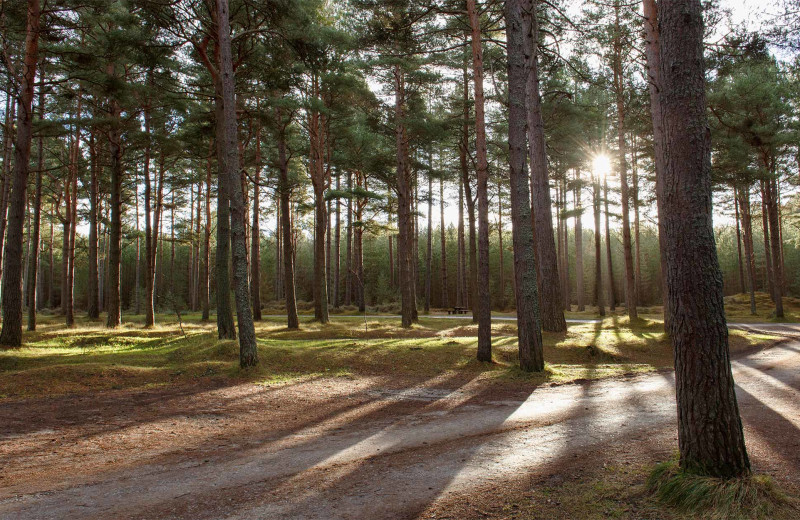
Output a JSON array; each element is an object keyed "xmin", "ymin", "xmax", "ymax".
[{"xmin": 647, "ymin": 458, "xmax": 796, "ymax": 520}]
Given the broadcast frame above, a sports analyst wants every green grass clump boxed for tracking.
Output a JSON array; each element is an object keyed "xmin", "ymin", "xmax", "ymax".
[{"xmin": 647, "ymin": 458, "xmax": 796, "ymax": 520}]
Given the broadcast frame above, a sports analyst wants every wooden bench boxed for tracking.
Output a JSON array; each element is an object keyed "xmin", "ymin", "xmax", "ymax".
[{"xmin": 447, "ymin": 307, "xmax": 470, "ymax": 315}]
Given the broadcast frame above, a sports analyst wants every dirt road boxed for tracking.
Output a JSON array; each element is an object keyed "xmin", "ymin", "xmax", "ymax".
[{"xmin": 1, "ymin": 330, "xmax": 798, "ymax": 519}]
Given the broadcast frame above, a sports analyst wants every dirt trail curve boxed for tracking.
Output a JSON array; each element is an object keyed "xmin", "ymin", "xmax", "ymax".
[{"xmin": 0, "ymin": 325, "xmax": 798, "ymax": 520}]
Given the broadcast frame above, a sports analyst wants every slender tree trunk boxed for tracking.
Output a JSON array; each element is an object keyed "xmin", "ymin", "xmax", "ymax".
[
  {"xmin": 0, "ymin": 98, "xmax": 16, "ymax": 304},
  {"xmin": 143, "ymin": 100, "xmax": 157, "ymax": 327},
  {"xmin": 734, "ymin": 191, "xmax": 745, "ymax": 294},
  {"xmin": 643, "ymin": 0, "xmax": 671, "ymax": 330},
  {"xmin": 506, "ymin": 0, "xmax": 545, "ymax": 372},
  {"xmin": 738, "ymin": 186, "xmax": 757, "ymax": 315},
  {"xmin": 214, "ymin": 73, "xmax": 236, "ymax": 339},
  {"xmin": 26, "ymin": 63, "xmax": 44, "ymax": 331},
  {"xmin": 460, "ymin": 56, "xmax": 477, "ymax": 318},
  {"xmin": 457, "ymin": 177, "xmax": 466, "ymax": 307},
  {"xmin": 87, "ymin": 130, "xmax": 100, "ymax": 318},
  {"xmin": 760, "ymin": 181, "xmax": 774, "ymax": 299},
  {"xmin": 604, "ymin": 177, "xmax": 617, "ymax": 311},
  {"xmin": 658, "ymin": 0, "xmax": 750, "ymax": 478},
  {"xmin": 632, "ymin": 140, "xmax": 642, "ymax": 305},
  {"xmin": 106, "ymin": 87, "xmax": 123, "ymax": 329},
  {"xmin": 497, "ymin": 179, "xmax": 505, "ymax": 309},
  {"xmin": 439, "ymin": 177, "xmax": 449, "ymax": 308},
  {"xmin": 251, "ymin": 121, "xmax": 262, "ymax": 320},
  {"xmin": 277, "ymin": 115, "xmax": 298, "ymax": 329},
  {"xmin": 765, "ymin": 175, "xmax": 783, "ymax": 317},
  {"xmin": 574, "ymin": 170, "xmax": 584, "ymax": 311},
  {"xmin": 593, "ymin": 178, "xmax": 605, "ymax": 316},
  {"xmin": 562, "ymin": 179, "xmax": 570, "ymax": 310},
  {"xmin": 334, "ymin": 173, "xmax": 341, "ymax": 307},
  {"xmin": 424, "ymin": 171, "xmax": 433, "ymax": 312},
  {"xmin": 134, "ymin": 170, "xmax": 141, "ymax": 314},
  {"xmin": 47, "ymin": 202, "xmax": 54, "ymax": 309},
  {"xmin": 217, "ymin": 0, "xmax": 257, "ymax": 366},
  {"xmin": 345, "ymin": 170, "xmax": 353, "ymax": 306},
  {"xmin": 467, "ymin": 0, "xmax": 492, "ymax": 359},
  {"xmin": 201, "ymin": 144, "xmax": 212, "ymax": 321}
]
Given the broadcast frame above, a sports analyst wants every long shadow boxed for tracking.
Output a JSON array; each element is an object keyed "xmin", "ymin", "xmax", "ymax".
[
  {"xmin": 0, "ymin": 371, "xmax": 484, "ymax": 518},
  {"xmin": 735, "ymin": 385, "xmax": 800, "ymax": 470}
]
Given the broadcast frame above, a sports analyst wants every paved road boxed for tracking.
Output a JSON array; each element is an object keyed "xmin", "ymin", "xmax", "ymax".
[{"xmin": 1, "ymin": 337, "xmax": 797, "ymax": 519}]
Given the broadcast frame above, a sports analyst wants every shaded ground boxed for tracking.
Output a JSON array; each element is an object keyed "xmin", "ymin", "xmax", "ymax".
[{"xmin": 0, "ymin": 326, "xmax": 798, "ymax": 519}]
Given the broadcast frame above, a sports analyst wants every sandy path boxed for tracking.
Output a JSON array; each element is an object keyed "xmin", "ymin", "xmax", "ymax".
[{"xmin": 1, "ymin": 331, "xmax": 798, "ymax": 520}]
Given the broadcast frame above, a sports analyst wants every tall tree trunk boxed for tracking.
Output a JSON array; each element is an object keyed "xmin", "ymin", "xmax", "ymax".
[
  {"xmin": 134, "ymin": 168, "xmax": 141, "ymax": 314},
  {"xmin": 424, "ymin": 171, "xmax": 433, "ymax": 312},
  {"xmin": 201, "ymin": 144, "xmax": 212, "ymax": 321},
  {"xmin": 277, "ymin": 114, "xmax": 298, "ymax": 329},
  {"xmin": 439, "ymin": 177, "xmax": 449, "ymax": 308},
  {"xmin": 738, "ymin": 186, "xmax": 757, "ymax": 315},
  {"xmin": 395, "ymin": 65, "xmax": 416, "ymax": 328},
  {"xmin": 561, "ymin": 179, "xmax": 570, "ymax": 310},
  {"xmin": 613, "ymin": 0, "xmax": 637, "ymax": 320},
  {"xmin": 642, "ymin": 0, "xmax": 671, "ymax": 330},
  {"xmin": 506, "ymin": 0, "xmax": 545, "ymax": 372},
  {"xmin": 765, "ymin": 175, "xmax": 783, "ymax": 317},
  {"xmin": 603, "ymin": 177, "xmax": 617, "ymax": 311},
  {"xmin": 355, "ymin": 173, "xmax": 365, "ymax": 312},
  {"xmin": 574, "ymin": 170, "xmax": 584, "ymax": 311},
  {"xmin": 632, "ymin": 140, "xmax": 642, "ymax": 306},
  {"xmin": 251, "ymin": 129, "xmax": 262, "ymax": 321},
  {"xmin": 593, "ymin": 177, "xmax": 605, "ymax": 316},
  {"xmin": 497, "ymin": 179, "xmax": 505, "ymax": 309},
  {"xmin": 457, "ymin": 177, "xmax": 466, "ymax": 307},
  {"xmin": 345, "ymin": 170, "xmax": 353, "ymax": 306},
  {"xmin": 527, "ymin": 9, "xmax": 566, "ymax": 331},
  {"xmin": 333, "ymin": 173, "xmax": 341, "ymax": 308},
  {"xmin": 87, "ymin": 130, "xmax": 100, "ymax": 318},
  {"xmin": 734, "ymin": 191, "xmax": 745, "ymax": 294},
  {"xmin": 217, "ymin": 0, "xmax": 257, "ymax": 366},
  {"xmin": 143, "ymin": 100, "xmax": 157, "ymax": 327},
  {"xmin": 0, "ymin": 0, "xmax": 38, "ymax": 346},
  {"xmin": 759, "ymin": 181, "xmax": 774, "ymax": 299},
  {"xmin": 214, "ymin": 74, "xmax": 236, "ymax": 339},
  {"xmin": 0, "ymin": 98, "xmax": 16, "ymax": 305},
  {"xmin": 468, "ymin": 0, "xmax": 492, "ymax": 359},
  {"xmin": 106, "ymin": 84, "xmax": 123, "ymax": 329},
  {"xmin": 658, "ymin": 0, "xmax": 749, "ymax": 478},
  {"xmin": 27, "ymin": 62, "xmax": 44, "ymax": 331},
  {"xmin": 460, "ymin": 55, "xmax": 477, "ymax": 318},
  {"xmin": 47, "ymin": 202, "xmax": 54, "ymax": 309}
]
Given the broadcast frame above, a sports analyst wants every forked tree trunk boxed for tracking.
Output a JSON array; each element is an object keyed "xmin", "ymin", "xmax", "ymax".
[
  {"xmin": 467, "ymin": 0, "xmax": 492, "ymax": 360},
  {"xmin": 217, "ymin": 0, "xmax": 258, "ymax": 366},
  {"xmin": 658, "ymin": 0, "xmax": 750, "ymax": 478},
  {"xmin": 506, "ymin": 0, "xmax": 545, "ymax": 372}
]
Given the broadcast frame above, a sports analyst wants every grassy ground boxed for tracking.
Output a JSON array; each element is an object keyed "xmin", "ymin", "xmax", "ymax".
[{"xmin": 0, "ymin": 313, "xmax": 778, "ymax": 400}]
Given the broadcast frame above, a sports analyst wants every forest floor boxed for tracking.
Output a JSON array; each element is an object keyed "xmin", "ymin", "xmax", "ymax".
[{"xmin": 0, "ymin": 313, "xmax": 798, "ymax": 519}]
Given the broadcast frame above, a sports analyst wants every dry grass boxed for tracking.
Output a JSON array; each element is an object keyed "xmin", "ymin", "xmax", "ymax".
[{"xmin": 0, "ymin": 313, "xmax": 780, "ymax": 399}]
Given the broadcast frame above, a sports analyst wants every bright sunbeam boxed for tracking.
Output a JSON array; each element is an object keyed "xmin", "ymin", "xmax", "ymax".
[{"xmin": 592, "ymin": 153, "xmax": 612, "ymax": 178}]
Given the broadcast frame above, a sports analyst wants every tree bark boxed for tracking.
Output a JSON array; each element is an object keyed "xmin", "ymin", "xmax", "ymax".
[
  {"xmin": 506, "ymin": 0, "xmax": 545, "ymax": 372},
  {"xmin": 593, "ymin": 177, "xmax": 605, "ymax": 316},
  {"xmin": 527, "ymin": 8, "xmax": 566, "ymax": 332},
  {"xmin": 277, "ymin": 112, "xmax": 299, "ymax": 329},
  {"xmin": 439, "ymin": 177, "xmax": 449, "ymax": 308},
  {"xmin": 395, "ymin": 66, "xmax": 416, "ymax": 328},
  {"xmin": 217, "ymin": 0, "xmax": 257, "ymax": 366},
  {"xmin": 334, "ymin": 173, "xmax": 341, "ymax": 307},
  {"xmin": 738, "ymin": 186, "xmax": 757, "ymax": 315},
  {"xmin": 251, "ymin": 121, "xmax": 262, "ymax": 320},
  {"xmin": 765, "ymin": 176, "xmax": 783, "ymax": 317},
  {"xmin": 642, "ymin": 0, "xmax": 671, "ymax": 330},
  {"xmin": 217, "ymin": 0, "xmax": 258, "ymax": 368},
  {"xmin": 424, "ymin": 171, "xmax": 433, "ymax": 312},
  {"xmin": 201, "ymin": 143, "xmax": 212, "ymax": 321},
  {"xmin": 574, "ymin": 170, "xmax": 584, "ymax": 311},
  {"xmin": 27, "ymin": 59, "xmax": 44, "ymax": 331},
  {"xmin": 106, "ymin": 86, "xmax": 123, "ymax": 329},
  {"xmin": 613, "ymin": 0, "xmax": 637, "ymax": 321},
  {"xmin": 467, "ymin": 0, "xmax": 492, "ymax": 358},
  {"xmin": 658, "ymin": 0, "xmax": 750, "ymax": 478},
  {"xmin": 603, "ymin": 177, "xmax": 617, "ymax": 311},
  {"xmin": 734, "ymin": 191, "xmax": 746, "ymax": 294},
  {"xmin": 760, "ymin": 181, "xmax": 774, "ymax": 299}
]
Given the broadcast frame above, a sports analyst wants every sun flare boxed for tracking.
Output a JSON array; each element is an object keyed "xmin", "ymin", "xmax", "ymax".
[{"xmin": 592, "ymin": 153, "xmax": 612, "ymax": 178}]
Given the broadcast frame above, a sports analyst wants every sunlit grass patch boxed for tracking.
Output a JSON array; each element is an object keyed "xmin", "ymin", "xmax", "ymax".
[{"xmin": 647, "ymin": 458, "xmax": 797, "ymax": 520}]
